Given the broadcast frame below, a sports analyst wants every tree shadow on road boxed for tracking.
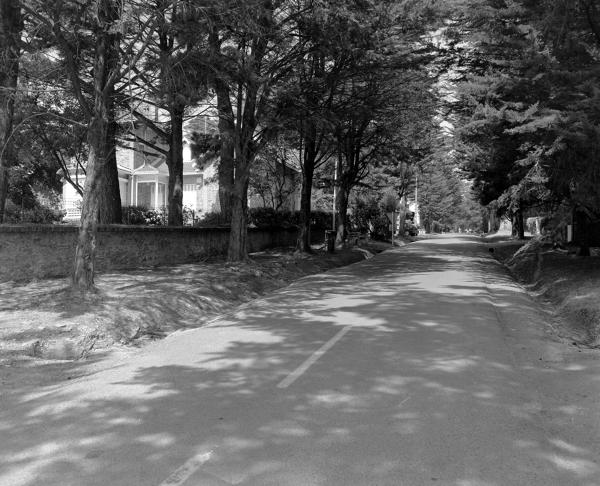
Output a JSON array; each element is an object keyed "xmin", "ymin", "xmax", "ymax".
[{"xmin": 1, "ymin": 237, "xmax": 599, "ymax": 486}]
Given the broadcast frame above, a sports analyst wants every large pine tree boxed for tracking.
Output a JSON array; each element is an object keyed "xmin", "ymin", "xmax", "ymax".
[
  {"xmin": 0, "ymin": 0, "xmax": 21, "ymax": 222},
  {"xmin": 454, "ymin": 0, "xmax": 600, "ymax": 239}
]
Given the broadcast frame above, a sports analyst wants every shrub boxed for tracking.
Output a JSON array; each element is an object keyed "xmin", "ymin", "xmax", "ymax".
[
  {"xmin": 183, "ymin": 206, "xmax": 199, "ymax": 226},
  {"xmin": 310, "ymin": 210, "xmax": 333, "ymax": 230},
  {"xmin": 122, "ymin": 206, "xmax": 166, "ymax": 225},
  {"xmin": 404, "ymin": 220, "xmax": 419, "ymax": 236},
  {"xmin": 122, "ymin": 206, "xmax": 202, "ymax": 226},
  {"xmin": 350, "ymin": 197, "xmax": 389, "ymax": 239},
  {"xmin": 122, "ymin": 206, "xmax": 148, "ymax": 225},
  {"xmin": 248, "ymin": 208, "xmax": 334, "ymax": 229},
  {"xmin": 144, "ymin": 208, "xmax": 167, "ymax": 226},
  {"xmin": 248, "ymin": 207, "xmax": 281, "ymax": 227},
  {"xmin": 248, "ymin": 207, "xmax": 301, "ymax": 228},
  {"xmin": 194, "ymin": 208, "xmax": 333, "ymax": 230},
  {"xmin": 195, "ymin": 211, "xmax": 231, "ymax": 227},
  {"xmin": 3, "ymin": 200, "xmax": 65, "ymax": 224}
]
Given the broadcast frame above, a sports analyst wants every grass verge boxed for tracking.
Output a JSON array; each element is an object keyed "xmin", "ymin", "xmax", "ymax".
[{"xmin": 486, "ymin": 235, "xmax": 600, "ymax": 348}]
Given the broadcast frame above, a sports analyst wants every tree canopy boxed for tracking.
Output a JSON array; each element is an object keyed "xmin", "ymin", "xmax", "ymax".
[
  {"xmin": 9, "ymin": 0, "xmax": 600, "ymax": 289},
  {"xmin": 449, "ymin": 0, "xmax": 600, "ymax": 238}
]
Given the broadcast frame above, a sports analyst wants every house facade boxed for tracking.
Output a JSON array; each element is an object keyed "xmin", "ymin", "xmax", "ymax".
[
  {"xmin": 62, "ymin": 118, "xmax": 302, "ymax": 222},
  {"xmin": 62, "ymin": 138, "xmax": 221, "ymax": 222}
]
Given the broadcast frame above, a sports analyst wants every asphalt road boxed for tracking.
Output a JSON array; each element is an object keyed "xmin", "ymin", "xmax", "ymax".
[{"xmin": 1, "ymin": 235, "xmax": 600, "ymax": 486}]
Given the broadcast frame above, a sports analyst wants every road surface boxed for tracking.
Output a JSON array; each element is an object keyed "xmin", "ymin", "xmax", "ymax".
[{"xmin": 1, "ymin": 236, "xmax": 599, "ymax": 486}]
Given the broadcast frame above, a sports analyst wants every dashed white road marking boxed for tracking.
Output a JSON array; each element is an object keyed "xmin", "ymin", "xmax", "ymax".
[
  {"xmin": 158, "ymin": 450, "xmax": 214, "ymax": 486},
  {"xmin": 160, "ymin": 327, "xmax": 352, "ymax": 483},
  {"xmin": 277, "ymin": 326, "xmax": 352, "ymax": 389},
  {"xmin": 399, "ymin": 395, "xmax": 411, "ymax": 406}
]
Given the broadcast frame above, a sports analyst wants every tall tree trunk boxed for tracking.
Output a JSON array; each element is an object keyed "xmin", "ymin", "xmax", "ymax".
[
  {"xmin": 158, "ymin": 15, "xmax": 185, "ymax": 226},
  {"xmin": 297, "ymin": 166, "xmax": 314, "ymax": 253},
  {"xmin": 215, "ymin": 82, "xmax": 234, "ymax": 220},
  {"xmin": 217, "ymin": 139, "xmax": 234, "ymax": 219},
  {"xmin": 0, "ymin": 166, "xmax": 7, "ymax": 221},
  {"xmin": 516, "ymin": 207, "xmax": 525, "ymax": 240},
  {"xmin": 227, "ymin": 169, "xmax": 249, "ymax": 261},
  {"xmin": 98, "ymin": 96, "xmax": 121, "ymax": 223},
  {"xmin": 212, "ymin": 15, "xmax": 269, "ymax": 256},
  {"xmin": 167, "ymin": 102, "xmax": 184, "ymax": 226},
  {"xmin": 72, "ymin": 0, "xmax": 120, "ymax": 291},
  {"xmin": 335, "ymin": 186, "xmax": 349, "ymax": 246},
  {"xmin": 73, "ymin": 117, "xmax": 109, "ymax": 289},
  {"xmin": 511, "ymin": 206, "xmax": 525, "ymax": 239},
  {"xmin": 573, "ymin": 209, "xmax": 591, "ymax": 256},
  {"xmin": 0, "ymin": 0, "xmax": 20, "ymax": 223},
  {"xmin": 226, "ymin": 72, "xmax": 261, "ymax": 261},
  {"xmin": 209, "ymin": 28, "xmax": 234, "ymax": 221},
  {"xmin": 397, "ymin": 195, "xmax": 407, "ymax": 236},
  {"xmin": 296, "ymin": 131, "xmax": 317, "ymax": 253},
  {"xmin": 488, "ymin": 207, "xmax": 498, "ymax": 233}
]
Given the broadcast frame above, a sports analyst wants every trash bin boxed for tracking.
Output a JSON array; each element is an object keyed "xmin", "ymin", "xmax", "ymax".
[{"xmin": 325, "ymin": 230, "xmax": 336, "ymax": 253}]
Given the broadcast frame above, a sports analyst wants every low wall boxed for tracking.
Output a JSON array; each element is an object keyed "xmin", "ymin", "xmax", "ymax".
[{"xmin": 0, "ymin": 224, "xmax": 298, "ymax": 283}]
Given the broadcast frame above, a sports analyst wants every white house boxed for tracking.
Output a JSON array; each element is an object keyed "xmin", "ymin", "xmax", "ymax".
[
  {"xmin": 62, "ymin": 137, "xmax": 221, "ymax": 222},
  {"xmin": 62, "ymin": 115, "xmax": 301, "ymax": 221}
]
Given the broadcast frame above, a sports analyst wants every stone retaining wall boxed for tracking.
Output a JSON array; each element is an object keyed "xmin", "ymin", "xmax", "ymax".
[{"xmin": 0, "ymin": 225, "xmax": 298, "ymax": 283}]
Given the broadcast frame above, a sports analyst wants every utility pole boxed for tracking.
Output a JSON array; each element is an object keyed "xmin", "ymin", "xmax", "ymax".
[
  {"xmin": 332, "ymin": 158, "xmax": 338, "ymax": 231},
  {"xmin": 414, "ymin": 173, "xmax": 420, "ymax": 228},
  {"xmin": 391, "ymin": 210, "xmax": 395, "ymax": 247}
]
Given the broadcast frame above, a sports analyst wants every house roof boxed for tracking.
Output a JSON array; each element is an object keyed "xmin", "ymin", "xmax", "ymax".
[
  {"xmin": 131, "ymin": 160, "xmax": 207, "ymax": 176},
  {"xmin": 61, "ymin": 162, "xmax": 133, "ymax": 179},
  {"xmin": 132, "ymin": 161, "xmax": 169, "ymax": 175},
  {"xmin": 117, "ymin": 163, "xmax": 132, "ymax": 174}
]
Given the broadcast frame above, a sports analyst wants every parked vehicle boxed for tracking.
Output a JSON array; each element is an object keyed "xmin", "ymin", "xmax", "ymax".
[{"xmin": 405, "ymin": 221, "xmax": 419, "ymax": 237}]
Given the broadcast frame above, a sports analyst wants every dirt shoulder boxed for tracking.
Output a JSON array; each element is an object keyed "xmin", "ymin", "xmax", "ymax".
[
  {"xmin": 0, "ymin": 240, "xmax": 396, "ymax": 366},
  {"xmin": 486, "ymin": 234, "xmax": 600, "ymax": 348}
]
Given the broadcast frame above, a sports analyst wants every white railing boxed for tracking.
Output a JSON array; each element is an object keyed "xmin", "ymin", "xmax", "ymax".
[{"xmin": 64, "ymin": 199, "xmax": 81, "ymax": 220}]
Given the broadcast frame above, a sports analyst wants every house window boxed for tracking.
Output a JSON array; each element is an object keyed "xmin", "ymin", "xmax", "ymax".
[{"xmin": 137, "ymin": 181, "xmax": 166, "ymax": 208}]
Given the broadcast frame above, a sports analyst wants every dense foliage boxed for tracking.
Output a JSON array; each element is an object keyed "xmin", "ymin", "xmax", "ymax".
[
  {"xmin": 450, "ymin": 0, "xmax": 600, "ymax": 240},
  {"xmin": 196, "ymin": 208, "xmax": 333, "ymax": 232},
  {"xmin": 16, "ymin": 0, "xmax": 600, "ymax": 287}
]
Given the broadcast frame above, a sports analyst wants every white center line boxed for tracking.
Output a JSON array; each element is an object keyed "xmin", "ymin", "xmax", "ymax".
[
  {"xmin": 277, "ymin": 326, "xmax": 352, "ymax": 389},
  {"xmin": 159, "ymin": 451, "xmax": 213, "ymax": 486}
]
